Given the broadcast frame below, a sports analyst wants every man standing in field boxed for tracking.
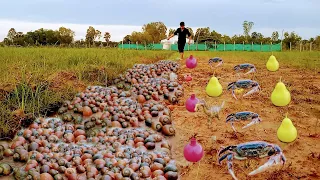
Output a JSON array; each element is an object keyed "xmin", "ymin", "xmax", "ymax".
[{"xmin": 167, "ymin": 22, "xmax": 192, "ymax": 60}]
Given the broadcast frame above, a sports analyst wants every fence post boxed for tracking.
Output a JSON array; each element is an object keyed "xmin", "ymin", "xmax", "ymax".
[
  {"xmin": 196, "ymin": 42, "xmax": 198, "ymax": 51},
  {"xmin": 310, "ymin": 42, "xmax": 312, "ymax": 51},
  {"xmin": 243, "ymin": 41, "xmax": 245, "ymax": 51},
  {"xmin": 224, "ymin": 41, "xmax": 226, "ymax": 51},
  {"xmin": 252, "ymin": 42, "xmax": 253, "ymax": 51},
  {"xmin": 300, "ymin": 42, "xmax": 302, "ymax": 52},
  {"xmin": 205, "ymin": 41, "xmax": 207, "ymax": 51},
  {"xmin": 234, "ymin": 41, "xmax": 235, "ymax": 51},
  {"xmin": 136, "ymin": 42, "xmax": 138, "ymax": 50},
  {"xmin": 215, "ymin": 41, "xmax": 217, "ymax": 51},
  {"xmin": 129, "ymin": 41, "xmax": 131, "ymax": 49},
  {"xmin": 260, "ymin": 42, "xmax": 262, "ymax": 51},
  {"xmin": 145, "ymin": 42, "xmax": 146, "ymax": 50},
  {"xmin": 188, "ymin": 44, "xmax": 190, "ymax": 51},
  {"xmin": 122, "ymin": 41, "xmax": 123, "ymax": 49},
  {"xmin": 153, "ymin": 41, "xmax": 154, "ymax": 50},
  {"xmin": 271, "ymin": 42, "xmax": 273, "ymax": 52},
  {"xmin": 290, "ymin": 42, "xmax": 292, "ymax": 51}
]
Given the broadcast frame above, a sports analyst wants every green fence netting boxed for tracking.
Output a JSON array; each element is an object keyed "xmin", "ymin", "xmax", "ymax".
[{"xmin": 118, "ymin": 43, "xmax": 281, "ymax": 51}]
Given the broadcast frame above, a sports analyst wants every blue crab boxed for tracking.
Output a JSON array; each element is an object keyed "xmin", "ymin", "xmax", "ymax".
[
  {"xmin": 218, "ymin": 141, "xmax": 286, "ymax": 180},
  {"xmin": 227, "ymin": 79, "xmax": 261, "ymax": 100},
  {"xmin": 234, "ymin": 63, "xmax": 257, "ymax": 75},
  {"xmin": 226, "ymin": 111, "xmax": 262, "ymax": 132},
  {"xmin": 208, "ymin": 57, "xmax": 223, "ymax": 67}
]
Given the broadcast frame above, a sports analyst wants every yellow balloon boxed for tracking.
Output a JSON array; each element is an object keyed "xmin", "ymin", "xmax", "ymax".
[
  {"xmin": 277, "ymin": 114, "xmax": 297, "ymax": 143},
  {"xmin": 271, "ymin": 78, "xmax": 291, "ymax": 106},
  {"xmin": 206, "ymin": 76, "xmax": 222, "ymax": 97},
  {"xmin": 266, "ymin": 55, "xmax": 279, "ymax": 71}
]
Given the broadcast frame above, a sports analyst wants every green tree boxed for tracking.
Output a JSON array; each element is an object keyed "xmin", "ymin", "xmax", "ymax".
[
  {"xmin": 271, "ymin": 31, "xmax": 279, "ymax": 43},
  {"xmin": 282, "ymin": 31, "xmax": 302, "ymax": 49},
  {"xmin": 58, "ymin": 27, "xmax": 74, "ymax": 44},
  {"xmin": 7, "ymin": 28, "xmax": 17, "ymax": 43},
  {"xmin": 243, "ymin": 21, "xmax": 254, "ymax": 41},
  {"xmin": 96, "ymin": 30, "xmax": 102, "ymax": 41},
  {"xmin": 123, "ymin": 35, "xmax": 131, "ymax": 43},
  {"xmin": 104, "ymin": 32, "xmax": 111, "ymax": 46},
  {"xmin": 142, "ymin": 22, "xmax": 167, "ymax": 43},
  {"xmin": 187, "ymin": 27, "xmax": 194, "ymax": 38},
  {"xmin": 210, "ymin": 30, "xmax": 222, "ymax": 43},
  {"xmin": 168, "ymin": 28, "xmax": 175, "ymax": 37},
  {"xmin": 85, "ymin": 26, "xmax": 101, "ymax": 46},
  {"xmin": 194, "ymin": 27, "xmax": 210, "ymax": 42}
]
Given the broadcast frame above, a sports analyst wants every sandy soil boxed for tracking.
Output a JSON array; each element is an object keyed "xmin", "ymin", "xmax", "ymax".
[{"xmin": 170, "ymin": 57, "xmax": 320, "ymax": 180}]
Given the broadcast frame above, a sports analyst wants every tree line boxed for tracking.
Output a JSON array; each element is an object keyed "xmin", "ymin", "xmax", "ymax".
[
  {"xmin": 0, "ymin": 26, "xmax": 117, "ymax": 47},
  {"xmin": 1, "ymin": 21, "xmax": 320, "ymax": 50}
]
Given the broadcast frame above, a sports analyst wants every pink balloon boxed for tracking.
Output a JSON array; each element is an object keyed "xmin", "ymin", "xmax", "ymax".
[
  {"xmin": 184, "ymin": 138, "xmax": 204, "ymax": 162},
  {"xmin": 186, "ymin": 55, "xmax": 197, "ymax": 69},
  {"xmin": 185, "ymin": 94, "xmax": 199, "ymax": 112}
]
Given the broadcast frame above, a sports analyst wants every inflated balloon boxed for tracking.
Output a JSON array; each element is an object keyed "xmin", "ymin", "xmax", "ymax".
[
  {"xmin": 206, "ymin": 76, "xmax": 223, "ymax": 97},
  {"xmin": 271, "ymin": 77, "xmax": 291, "ymax": 106},
  {"xmin": 266, "ymin": 55, "xmax": 279, "ymax": 72},
  {"xmin": 183, "ymin": 137, "xmax": 204, "ymax": 162},
  {"xmin": 185, "ymin": 94, "xmax": 199, "ymax": 112},
  {"xmin": 186, "ymin": 55, "xmax": 197, "ymax": 69},
  {"xmin": 277, "ymin": 114, "xmax": 297, "ymax": 143}
]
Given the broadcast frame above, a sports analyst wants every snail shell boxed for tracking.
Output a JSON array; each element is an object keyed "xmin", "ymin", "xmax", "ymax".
[
  {"xmin": 0, "ymin": 163, "xmax": 13, "ymax": 176},
  {"xmin": 159, "ymin": 115, "xmax": 171, "ymax": 125},
  {"xmin": 151, "ymin": 121, "xmax": 163, "ymax": 132},
  {"xmin": 162, "ymin": 125, "xmax": 175, "ymax": 136}
]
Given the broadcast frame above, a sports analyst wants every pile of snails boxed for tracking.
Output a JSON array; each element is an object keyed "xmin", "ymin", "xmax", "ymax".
[
  {"xmin": 1, "ymin": 117, "xmax": 178, "ymax": 179},
  {"xmin": 0, "ymin": 60, "xmax": 182, "ymax": 179},
  {"xmin": 58, "ymin": 60, "xmax": 182, "ymax": 136}
]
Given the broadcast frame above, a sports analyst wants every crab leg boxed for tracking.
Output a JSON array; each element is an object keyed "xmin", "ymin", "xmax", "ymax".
[
  {"xmin": 248, "ymin": 154, "xmax": 284, "ymax": 176},
  {"xmin": 215, "ymin": 61, "xmax": 223, "ymax": 67},
  {"xmin": 242, "ymin": 118, "xmax": 261, "ymax": 129},
  {"xmin": 232, "ymin": 89, "xmax": 238, "ymax": 100},
  {"xmin": 244, "ymin": 68, "xmax": 256, "ymax": 75},
  {"xmin": 243, "ymin": 86, "xmax": 260, "ymax": 97},
  {"xmin": 227, "ymin": 154, "xmax": 238, "ymax": 180},
  {"xmin": 230, "ymin": 122, "xmax": 237, "ymax": 132}
]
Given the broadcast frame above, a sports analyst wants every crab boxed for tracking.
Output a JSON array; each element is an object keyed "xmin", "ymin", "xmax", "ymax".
[
  {"xmin": 218, "ymin": 141, "xmax": 286, "ymax": 180},
  {"xmin": 208, "ymin": 57, "xmax": 223, "ymax": 68},
  {"xmin": 234, "ymin": 63, "xmax": 257, "ymax": 75},
  {"xmin": 227, "ymin": 79, "xmax": 261, "ymax": 100},
  {"xmin": 194, "ymin": 99, "xmax": 225, "ymax": 127},
  {"xmin": 226, "ymin": 111, "xmax": 262, "ymax": 132}
]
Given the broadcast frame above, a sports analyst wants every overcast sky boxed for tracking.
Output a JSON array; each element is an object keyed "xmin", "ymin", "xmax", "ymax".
[{"xmin": 0, "ymin": 0, "xmax": 319, "ymax": 41}]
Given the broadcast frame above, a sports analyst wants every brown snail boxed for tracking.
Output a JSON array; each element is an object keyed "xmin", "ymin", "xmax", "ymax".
[
  {"xmin": 159, "ymin": 115, "xmax": 172, "ymax": 125},
  {"xmin": 162, "ymin": 125, "xmax": 175, "ymax": 136},
  {"xmin": 13, "ymin": 148, "xmax": 28, "ymax": 162},
  {"xmin": 0, "ymin": 163, "xmax": 13, "ymax": 176}
]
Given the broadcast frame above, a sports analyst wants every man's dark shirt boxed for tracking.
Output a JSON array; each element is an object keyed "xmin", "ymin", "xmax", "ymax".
[{"xmin": 174, "ymin": 28, "xmax": 191, "ymax": 43}]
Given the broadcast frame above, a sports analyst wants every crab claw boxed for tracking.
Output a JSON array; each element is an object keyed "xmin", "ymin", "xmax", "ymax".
[
  {"xmin": 242, "ymin": 118, "xmax": 261, "ymax": 129},
  {"xmin": 243, "ymin": 86, "xmax": 260, "ymax": 97},
  {"xmin": 248, "ymin": 153, "xmax": 286, "ymax": 176}
]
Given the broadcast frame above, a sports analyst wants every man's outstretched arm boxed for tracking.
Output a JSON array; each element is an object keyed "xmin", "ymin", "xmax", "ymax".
[{"xmin": 168, "ymin": 29, "xmax": 179, "ymax": 40}]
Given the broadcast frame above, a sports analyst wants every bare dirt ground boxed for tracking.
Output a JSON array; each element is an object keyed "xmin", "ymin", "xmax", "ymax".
[{"xmin": 170, "ymin": 57, "xmax": 320, "ymax": 180}]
